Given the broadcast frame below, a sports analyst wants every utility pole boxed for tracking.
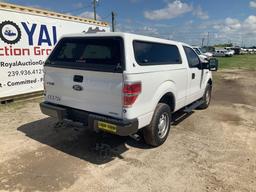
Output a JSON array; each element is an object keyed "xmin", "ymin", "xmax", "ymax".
[
  {"xmin": 201, "ymin": 38, "xmax": 205, "ymax": 47},
  {"xmin": 93, "ymin": 0, "xmax": 99, "ymax": 20},
  {"xmin": 111, "ymin": 11, "xmax": 115, "ymax": 32},
  {"xmin": 207, "ymin": 32, "xmax": 210, "ymax": 46}
]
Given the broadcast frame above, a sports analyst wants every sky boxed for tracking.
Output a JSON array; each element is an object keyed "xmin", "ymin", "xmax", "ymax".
[{"xmin": 2, "ymin": 0, "xmax": 256, "ymax": 47}]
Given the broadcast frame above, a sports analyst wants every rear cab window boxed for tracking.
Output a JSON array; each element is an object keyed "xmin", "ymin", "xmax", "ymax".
[
  {"xmin": 45, "ymin": 37, "xmax": 124, "ymax": 73},
  {"xmin": 133, "ymin": 40, "xmax": 182, "ymax": 66}
]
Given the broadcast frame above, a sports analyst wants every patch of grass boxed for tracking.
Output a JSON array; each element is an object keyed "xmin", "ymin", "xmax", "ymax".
[{"xmin": 217, "ymin": 54, "xmax": 256, "ymax": 70}]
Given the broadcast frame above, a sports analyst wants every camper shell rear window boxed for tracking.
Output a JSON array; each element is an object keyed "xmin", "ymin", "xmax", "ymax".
[{"xmin": 45, "ymin": 37, "xmax": 125, "ymax": 73}]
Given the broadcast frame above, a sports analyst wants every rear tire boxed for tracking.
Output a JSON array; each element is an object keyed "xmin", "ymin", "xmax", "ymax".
[
  {"xmin": 143, "ymin": 103, "xmax": 171, "ymax": 147},
  {"xmin": 198, "ymin": 84, "xmax": 212, "ymax": 109}
]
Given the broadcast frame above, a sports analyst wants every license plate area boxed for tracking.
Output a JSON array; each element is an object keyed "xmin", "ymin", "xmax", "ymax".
[{"xmin": 97, "ymin": 121, "xmax": 117, "ymax": 133}]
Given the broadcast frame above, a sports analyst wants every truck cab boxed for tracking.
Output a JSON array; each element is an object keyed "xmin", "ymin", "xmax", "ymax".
[{"xmin": 40, "ymin": 32, "xmax": 218, "ymax": 147}]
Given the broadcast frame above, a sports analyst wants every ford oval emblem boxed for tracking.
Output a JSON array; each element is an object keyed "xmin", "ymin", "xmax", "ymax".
[{"xmin": 73, "ymin": 85, "xmax": 83, "ymax": 91}]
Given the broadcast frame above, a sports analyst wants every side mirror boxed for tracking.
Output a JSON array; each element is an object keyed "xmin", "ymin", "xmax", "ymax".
[{"xmin": 208, "ymin": 58, "xmax": 218, "ymax": 71}]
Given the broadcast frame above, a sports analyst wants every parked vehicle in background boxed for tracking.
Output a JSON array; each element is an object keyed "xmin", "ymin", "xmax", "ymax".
[
  {"xmin": 198, "ymin": 55, "xmax": 209, "ymax": 63},
  {"xmin": 225, "ymin": 50, "xmax": 235, "ymax": 56},
  {"xmin": 193, "ymin": 47, "xmax": 208, "ymax": 63},
  {"xmin": 193, "ymin": 46, "xmax": 213, "ymax": 59},
  {"xmin": 232, "ymin": 47, "xmax": 241, "ymax": 55},
  {"xmin": 201, "ymin": 46, "xmax": 215, "ymax": 54},
  {"xmin": 240, "ymin": 48, "xmax": 247, "ymax": 54},
  {"xmin": 224, "ymin": 47, "xmax": 235, "ymax": 56},
  {"xmin": 213, "ymin": 50, "xmax": 226, "ymax": 57},
  {"xmin": 248, "ymin": 49, "xmax": 256, "ymax": 54},
  {"xmin": 214, "ymin": 49, "xmax": 233, "ymax": 57},
  {"xmin": 203, "ymin": 51, "xmax": 214, "ymax": 58},
  {"xmin": 40, "ymin": 32, "xmax": 218, "ymax": 147}
]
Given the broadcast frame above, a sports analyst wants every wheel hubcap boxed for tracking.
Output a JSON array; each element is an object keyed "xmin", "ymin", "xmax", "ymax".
[
  {"xmin": 206, "ymin": 89, "xmax": 211, "ymax": 105},
  {"xmin": 158, "ymin": 113, "xmax": 169, "ymax": 139}
]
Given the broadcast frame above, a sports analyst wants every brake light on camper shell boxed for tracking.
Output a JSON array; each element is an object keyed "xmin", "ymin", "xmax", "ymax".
[{"xmin": 123, "ymin": 82, "xmax": 141, "ymax": 108}]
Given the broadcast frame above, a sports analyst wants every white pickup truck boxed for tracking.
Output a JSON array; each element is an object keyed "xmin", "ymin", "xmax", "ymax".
[{"xmin": 40, "ymin": 32, "xmax": 218, "ymax": 146}]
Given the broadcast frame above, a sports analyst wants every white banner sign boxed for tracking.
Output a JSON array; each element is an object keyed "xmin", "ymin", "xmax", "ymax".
[{"xmin": 0, "ymin": 9, "xmax": 109, "ymax": 98}]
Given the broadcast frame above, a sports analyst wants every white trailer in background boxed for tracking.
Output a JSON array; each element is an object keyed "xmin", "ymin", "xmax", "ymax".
[{"xmin": 0, "ymin": 2, "xmax": 110, "ymax": 101}]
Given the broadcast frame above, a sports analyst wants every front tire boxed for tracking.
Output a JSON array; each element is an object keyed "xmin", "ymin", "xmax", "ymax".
[
  {"xmin": 143, "ymin": 103, "xmax": 171, "ymax": 147},
  {"xmin": 198, "ymin": 84, "xmax": 212, "ymax": 109}
]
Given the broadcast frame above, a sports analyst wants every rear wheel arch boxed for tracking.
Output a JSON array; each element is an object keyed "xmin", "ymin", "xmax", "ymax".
[
  {"xmin": 158, "ymin": 92, "xmax": 175, "ymax": 112},
  {"xmin": 152, "ymin": 81, "xmax": 177, "ymax": 113}
]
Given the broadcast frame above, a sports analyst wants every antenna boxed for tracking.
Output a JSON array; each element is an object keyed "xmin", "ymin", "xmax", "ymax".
[
  {"xmin": 93, "ymin": 0, "xmax": 100, "ymax": 20},
  {"xmin": 111, "ymin": 11, "xmax": 116, "ymax": 32}
]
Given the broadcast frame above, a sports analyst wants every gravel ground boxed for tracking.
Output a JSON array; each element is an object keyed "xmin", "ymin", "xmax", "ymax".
[{"xmin": 0, "ymin": 70, "xmax": 255, "ymax": 192}]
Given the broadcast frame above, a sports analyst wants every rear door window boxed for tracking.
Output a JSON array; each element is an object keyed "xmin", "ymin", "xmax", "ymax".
[{"xmin": 46, "ymin": 37, "xmax": 124, "ymax": 72}]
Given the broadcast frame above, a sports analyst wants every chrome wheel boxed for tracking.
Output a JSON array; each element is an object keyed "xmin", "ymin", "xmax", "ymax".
[
  {"xmin": 158, "ymin": 112, "xmax": 169, "ymax": 139},
  {"xmin": 205, "ymin": 88, "xmax": 211, "ymax": 105}
]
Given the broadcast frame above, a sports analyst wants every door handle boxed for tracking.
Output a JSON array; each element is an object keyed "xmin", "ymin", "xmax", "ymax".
[{"xmin": 192, "ymin": 73, "xmax": 195, "ymax": 79}]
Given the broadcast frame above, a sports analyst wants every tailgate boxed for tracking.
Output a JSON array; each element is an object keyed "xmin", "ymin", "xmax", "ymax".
[{"xmin": 44, "ymin": 67, "xmax": 123, "ymax": 118}]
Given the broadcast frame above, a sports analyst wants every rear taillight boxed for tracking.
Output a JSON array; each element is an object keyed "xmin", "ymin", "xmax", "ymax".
[{"xmin": 123, "ymin": 82, "xmax": 141, "ymax": 108}]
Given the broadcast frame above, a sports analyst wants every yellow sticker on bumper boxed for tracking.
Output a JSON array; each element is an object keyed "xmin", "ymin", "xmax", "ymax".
[{"xmin": 98, "ymin": 121, "xmax": 117, "ymax": 133}]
